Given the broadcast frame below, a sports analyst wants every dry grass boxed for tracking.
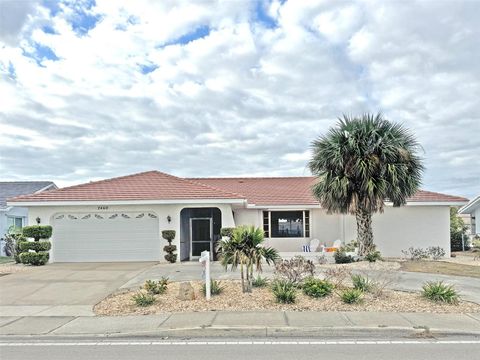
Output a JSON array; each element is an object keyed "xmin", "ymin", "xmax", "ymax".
[
  {"xmin": 94, "ymin": 280, "xmax": 480, "ymax": 316},
  {"xmin": 401, "ymin": 260, "xmax": 480, "ymax": 278}
]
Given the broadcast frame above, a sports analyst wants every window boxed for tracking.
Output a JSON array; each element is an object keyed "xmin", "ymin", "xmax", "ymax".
[
  {"xmin": 263, "ymin": 210, "xmax": 310, "ymax": 238},
  {"xmin": 7, "ymin": 216, "xmax": 24, "ymax": 230}
]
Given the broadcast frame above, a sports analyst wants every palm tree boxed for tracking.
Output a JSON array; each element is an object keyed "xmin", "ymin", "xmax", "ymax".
[
  {"xmin": 217, "ymin": 226, "xmax": 279, "ymax": 293},
  {"xmin": 309, "ymin": 113, "xmax": 424, "ymax": 256}
]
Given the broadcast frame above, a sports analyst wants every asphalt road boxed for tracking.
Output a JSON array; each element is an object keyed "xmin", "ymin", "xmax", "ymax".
[{"xmin": 1, "ymin": 338, "xmax": 480, "ymax": 360}]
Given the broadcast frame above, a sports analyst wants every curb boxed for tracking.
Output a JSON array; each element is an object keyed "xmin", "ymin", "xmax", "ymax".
[{"xmin": 1, "ymin": 326, "xmax": 480, "ymax": 339}]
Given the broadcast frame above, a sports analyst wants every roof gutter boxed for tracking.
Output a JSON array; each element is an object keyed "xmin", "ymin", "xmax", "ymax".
[
  {"xmin": 459, "ymin": 195, "xmax": 480, "ymax": 214},
  {"xmin": 7, "ymin": 198, "xmax": 247, "ymax": 207}
]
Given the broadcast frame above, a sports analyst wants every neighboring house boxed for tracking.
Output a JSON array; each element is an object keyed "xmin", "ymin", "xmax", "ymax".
[
  {"xmin": 7, "ymin": 171, "xmax": 468, "ymax": 262},
  {"xmin": 0, "ymin": 181, "xmax": 57, "ymax": 255},
  {"xmin": 459, "ymin": 195, "xmax": 480, "ymax": 237}
]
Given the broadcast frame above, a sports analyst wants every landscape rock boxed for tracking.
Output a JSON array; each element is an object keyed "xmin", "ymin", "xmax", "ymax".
[{"xmin": 177, "ymin": 282, "xmax": 195, "ymax": 301}]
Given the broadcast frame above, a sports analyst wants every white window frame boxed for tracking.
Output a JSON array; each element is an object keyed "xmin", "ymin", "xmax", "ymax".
[
  {"xmin": 263, "ymin": 210, "xmax": 310, "ymax": 239},
  {"xmin": 6, "ymin": 216, "xmax": 25, "ymax": 229}
]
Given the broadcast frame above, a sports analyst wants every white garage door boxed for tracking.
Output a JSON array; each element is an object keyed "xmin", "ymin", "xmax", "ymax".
[{"xmin": 52, "ymin": 212, "xmax": 160, "ymax": 262}]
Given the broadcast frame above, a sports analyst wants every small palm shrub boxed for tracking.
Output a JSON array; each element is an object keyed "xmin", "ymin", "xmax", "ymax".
[
  {"xmin": 365, "ymin": 250, "xmax": 382, "ymax": 263},
  {"xmin": 203, "ymin": 279, "xmax": 224, "ymax": 296},
  {"xmin": 252, "ymin": 275, "xmax": 269, "ymax": 288},
  {"xmin": 351, "ymin": 274, "xmax": 373, "ymax": 292},
  {"xmin": 132, "ymin": 292, "xmax": 156, "ymax": 307},
  {"xmin": 334, "ymin": 251, "xmax": 354, "ymax": 264},
  {"xmin": 271, "ymin": 279, "xmax": 296, "ymax": 304},
  {"xmin": 340, "ymin": 289, "xmax": 363, "ymax": 304},
  {"xmin": 422, "ymin": 281, "xmax": 459, "ymax": 304},
  {"xmin": 302, "ymin": 277, "xmax": 334, "ymax": 298},
  {"xmin": 144, "ymin": 277, "xmax": 168, "ymax": 295}
]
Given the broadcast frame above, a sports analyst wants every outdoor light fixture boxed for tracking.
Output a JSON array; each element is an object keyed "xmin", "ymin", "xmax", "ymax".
[
  {"xmin": 36, "ymin": 217, "xmax": 41, "ymax": 224},
  {"xmin": 167, "ymin": 215, "xmax": 172, "ymax": 223}
]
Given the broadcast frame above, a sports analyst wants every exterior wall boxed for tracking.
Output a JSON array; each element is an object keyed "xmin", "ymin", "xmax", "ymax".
[
  {"xmin": 474, "ymin": 207, "xmax": 480, "ymax": 235},
  {"xmin": 27, "ymin": 203, "xmax": 235, "ymax": 263},
  {"xmin": 343, "ymin": 205, "xmax": 451, "ymax": 257},
  {"xmin": 0, "ymin": 207, "xmax": 29, "ymax": 256},
  {"xmin": 233, "ymin": 208, "xmax": 341, "ymax": 252}
]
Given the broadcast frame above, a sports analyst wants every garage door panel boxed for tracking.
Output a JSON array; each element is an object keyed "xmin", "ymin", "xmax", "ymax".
[{"xmin": 52, "ymin": 212, "xmax": 160, "ymax": 262}]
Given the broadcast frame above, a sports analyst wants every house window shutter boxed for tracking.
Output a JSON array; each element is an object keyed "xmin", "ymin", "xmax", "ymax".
[
  {"xmin": 263, "ymin": 211, "xmax": 270, "ymax": 238},
  {"xmin": 304, "ymin": 210, "xmax": 310, "ymax": 237}
]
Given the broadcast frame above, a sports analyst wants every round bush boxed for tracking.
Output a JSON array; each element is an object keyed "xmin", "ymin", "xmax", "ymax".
[
  {"xmin": 163, "ymin": 244, "xmax": 177, "ymax": 253},
  {"xmin": 19, "ymin": 251, "xmax": 49, "ymax": 266},
  {"xmin": 302, "ymin": 277, "xmax": 334, "ymax": 298},
  {"xmin": 19, "ymin": 241, "xmax": 51, "ymax": 252},
  {"xmin": 22, "ymin": 225, "xmax": 52, "ymax": 241},
  {"xmin": 161, "ymin": 230, "xmax": 176, "ymax": 242},
  {"xmin": 164, "ymin": 253, "xmax": 177, "ymax": 263}
]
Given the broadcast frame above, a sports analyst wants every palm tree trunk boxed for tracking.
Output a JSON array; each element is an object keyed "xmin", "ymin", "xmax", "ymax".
[
  {"xmin": 355, "ymin": 208, "xmax": 374, "ymax": 256},
  {"xmin": 240, "ymin": 261, "xmax": 245, "ymax": 293}
]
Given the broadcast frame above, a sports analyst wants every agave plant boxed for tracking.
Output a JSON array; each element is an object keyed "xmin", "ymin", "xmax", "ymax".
[
  {"xmin": 309, "ymin": 113, "xmax": 423, "ymax": 255},
  {"xmin": 217, "ymin": 226, "xmax": 279, "ymax": 293}
]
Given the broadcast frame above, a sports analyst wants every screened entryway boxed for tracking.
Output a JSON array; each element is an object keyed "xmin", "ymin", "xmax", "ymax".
[{"xmin": 180, "ymin": 208, "xmax": 222, "ymax": 261}]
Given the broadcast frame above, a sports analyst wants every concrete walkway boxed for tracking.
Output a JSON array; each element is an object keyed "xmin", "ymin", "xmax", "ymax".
[{"xmin": 0, "ymin": 311, "xmax": 479, "ymax": 337}]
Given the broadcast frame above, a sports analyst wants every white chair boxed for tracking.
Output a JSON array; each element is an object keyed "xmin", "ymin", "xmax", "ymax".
[{"xmin": 309, "ymin": 238, "xmax": 320, "ymax": 252}]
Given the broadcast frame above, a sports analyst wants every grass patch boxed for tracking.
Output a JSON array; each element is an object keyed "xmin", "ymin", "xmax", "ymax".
[
  {"xmin": 401, "ymin": 261, "xmax": 480, "ymax": 278},
  {"xmin": 0, "ymin": 256, "xmax": 13, "ymax": 264}
]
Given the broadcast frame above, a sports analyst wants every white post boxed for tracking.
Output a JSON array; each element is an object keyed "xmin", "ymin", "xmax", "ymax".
[{"xmin": 199, "ymin": 250, "xmax": 210, "ymax": 301}]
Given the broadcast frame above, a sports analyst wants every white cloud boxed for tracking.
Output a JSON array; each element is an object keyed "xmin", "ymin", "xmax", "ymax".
[{"xmin": 0, "ymin": 0, "xmax": 479, "ymax": 197}]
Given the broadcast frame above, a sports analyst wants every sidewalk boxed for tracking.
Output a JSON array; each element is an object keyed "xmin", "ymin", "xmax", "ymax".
[{"xmin": 1, "ymin": 311, "xmax": 479, "ymax": 337}]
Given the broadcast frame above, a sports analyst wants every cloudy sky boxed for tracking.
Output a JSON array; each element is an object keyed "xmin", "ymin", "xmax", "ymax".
[{"xmin": 0, "ymin": 0, "xmax": 479, "ymax": 198}]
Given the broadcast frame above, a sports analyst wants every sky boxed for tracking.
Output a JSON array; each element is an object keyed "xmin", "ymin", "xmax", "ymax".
[{"xmin": 0, "ymin": 0, "xmax": 479, "ymax": 199}]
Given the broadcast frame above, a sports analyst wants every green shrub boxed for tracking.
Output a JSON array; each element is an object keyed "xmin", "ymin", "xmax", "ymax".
[
  {"xmin": 422, "ymin": 281, "xmax": 459, "ymax": 304},
  {"xmin": 271, "ymin": 279, "xmax": 296, "ymax": 304},
  {"xmin": 340, "ymin": 289, "xmax": 363, "ymax": 304},
  {"xmin": 144, "ymin": 278, "xmax": 168, "ymax": 295},
  {"xmin": 252, "ymin": 275, "xmax": 269, "ymax": 288},
  {"xmin": 164, "ymin": 253, "xmax": 177, "ymax": 263},
  {"xmin": 22, "ymin": 225, "xmax": 52, "ymax": 241},
  {"xmin": 203, "ymin": 279, "xmax": 224, "ymax": 296},
  {"xmin": 334, "ymin": 251, "xmax": 354, "ymax": 264},
  {"xmin": 19, "ymin": 241, "xmax": 51, "ymax": 252},
  {"xmin": 365, "ymin": 250, "xmax": 382, "ymax": 263},
  {"xmin": 132, "ymin": 292, "xmax": 156, "ymax": 307},
  {"xmin": 19, "ymin": 252, "xmax": 49, "ymax": 266},
  {"xmin": 351, "ymin": 274, "xmax": 373, "ymax": 292},
  {"xmin": 220, "ymin": 227, "xmax": 235, "ymax": 238},
  {"xmin": 302, "ymin": 277, "xmax": 334, "ymax": 298},
  {"xmin": 163, "ymin": 245, "xmax": 177, "ymax": 253},
  {"xmin": 161, "ymin": 230, "xmax": 176, "ymax": 242}
]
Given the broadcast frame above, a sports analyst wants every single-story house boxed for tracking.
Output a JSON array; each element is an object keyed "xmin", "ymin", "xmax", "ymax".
[
  {"xmin": 0, "ymin": 181, "xmax": 57, "ymax": 256},
  {"xmin": 7, "ymin": 171, "xmax": 468, "ymax": 262},
  {"xmin": 459, "ymin": 195, "xmax": 479, "ymax": 236}
]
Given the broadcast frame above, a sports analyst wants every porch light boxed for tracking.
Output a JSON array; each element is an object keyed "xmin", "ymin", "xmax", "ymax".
[
  {"xmin": 36, "ymin": 217, "xmax": 41, "ymax": 224},
  {"xmin": 167, "ymin": 215, "xmax": 172, "ymax": 223}
]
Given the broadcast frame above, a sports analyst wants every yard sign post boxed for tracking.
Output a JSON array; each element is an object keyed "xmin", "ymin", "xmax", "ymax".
[{"xmin": 199, "ymin": 250, "xmax": 210, "ymax": 300}]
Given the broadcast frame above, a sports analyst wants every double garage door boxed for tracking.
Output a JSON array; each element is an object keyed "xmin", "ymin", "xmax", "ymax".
[{"xmin": 52, "ymin": 212, "xmax": 160, "ymax": 262}]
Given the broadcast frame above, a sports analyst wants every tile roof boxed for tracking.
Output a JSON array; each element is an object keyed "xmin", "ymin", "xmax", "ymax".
[
  {"xmin": 7, "ymin": 171, "xmax": 243, "ymax": 203},
  {"xmin": 0, "ymin": 182, "xmax": 56, "ymax": 208},
  {"xmin": 6, "ymin": 171, "xmax": 468, "ymax": 206},
  {"xmin": 191, "ymin": 177, "xmax": 469, "ymax": 206}
]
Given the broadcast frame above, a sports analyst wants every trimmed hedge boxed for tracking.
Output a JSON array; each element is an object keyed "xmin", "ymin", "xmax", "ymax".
[
  {"xmin": 163, "ymin": 244, "xmax": 177, "ymax": 253},
  {"xmin": 19, "ymin": 241, "xmax": 51, "ymax": 252},
  {"xmin": 161, "ymin": 230, "xmax": 176, "ymax": 242},
  {"xmin": 22, "ymin": 225, "xmax": 53, "ymax": 241},
  {"xmin": 19, "ymin": 251, "xmax": 49, "ymax": 266}
]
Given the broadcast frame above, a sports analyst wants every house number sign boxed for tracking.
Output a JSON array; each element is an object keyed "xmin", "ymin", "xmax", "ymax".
[{"xmin": 97, "ymin": 206, "xmax": 109, "ymax": 210}]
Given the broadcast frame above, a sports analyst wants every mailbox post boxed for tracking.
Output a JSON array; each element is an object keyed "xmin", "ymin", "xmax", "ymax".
[{"xmin": 199, "ymin": 250, "xmax": 210, "ymax": 300}]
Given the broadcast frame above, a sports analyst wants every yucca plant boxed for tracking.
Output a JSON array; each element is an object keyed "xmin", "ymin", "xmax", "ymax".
[
  {"xmin": 252, "ymin": 275, "xmax": 269, "ymax": 288},
  {"xmin": 309, "ymin": 114, "xmax": 424, "ymax": 255},
  {"xmin": 271, "ymin": 279, "xmax": 296, "ymax": 304},
  {"xmin": 422, "ymin": 281, "xmax": 459, "ymax": 304},
  {"xmin": 217, "ymin": 226, "xmax": 279, "ymax": 293},
  {"xmin": 202, "ymin": 279, "xmax": 224, "ymax": 296},
  {"xmin": 340, "ymin": 289, "xmax": 363, "ymax": 304},
  {"xmin": 351, "ymin": 274, "xmax": 373, "ymax": 292},
  {"xmin": 132, "ymin": 292, "xmax": 155, "ymax": 307}
]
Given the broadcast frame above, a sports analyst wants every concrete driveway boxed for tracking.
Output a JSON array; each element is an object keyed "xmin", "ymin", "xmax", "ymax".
[{"xmin": 0, "ymin": 262, "xmax": 154, "ymax": 317}]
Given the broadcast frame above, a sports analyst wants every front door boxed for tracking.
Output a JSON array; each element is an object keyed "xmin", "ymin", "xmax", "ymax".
[{"xmin": 190, "ymin": 218, "xmax": 212, "ymax": 258}]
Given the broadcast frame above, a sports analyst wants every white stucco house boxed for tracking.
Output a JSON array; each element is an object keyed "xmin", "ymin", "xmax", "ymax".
[
  {"xmin": 0, "ymin": 181, "xmax": 57, "ymax": 255},
  {"xmin": 459, "ymin": 195, "xmax": 479, "ymax": 237},
  {"xmin": 6, "ymin": 171, "xmax": 468, "ymax": 262}
]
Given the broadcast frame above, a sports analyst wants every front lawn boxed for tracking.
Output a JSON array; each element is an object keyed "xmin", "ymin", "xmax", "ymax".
[
  {"xmin": 401, "ymin": 261, "xmax": 480, "ymax": 278},
  {"xmin": 0, "ymin": 256, "xmax": 13, "ymax": 264}
]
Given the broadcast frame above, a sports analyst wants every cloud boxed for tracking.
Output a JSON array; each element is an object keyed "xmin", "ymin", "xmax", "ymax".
[{"xmin": 0, "ymin": 0, "xmax": 479, "ymax": 198}]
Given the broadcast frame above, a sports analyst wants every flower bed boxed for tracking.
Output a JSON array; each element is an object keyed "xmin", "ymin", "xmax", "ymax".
[{"xmin": 94, "ymin": 279, "xmax": 480, "ymax": 316}]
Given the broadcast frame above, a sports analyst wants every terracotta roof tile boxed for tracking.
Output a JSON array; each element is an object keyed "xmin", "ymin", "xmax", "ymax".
[
  {"xmin": 190, "ymin": 177, "xmax": 469, "ymax": 206},
  {"xmin": 8, "ymin": 171, "xmax": 244, "ymax": 202}
]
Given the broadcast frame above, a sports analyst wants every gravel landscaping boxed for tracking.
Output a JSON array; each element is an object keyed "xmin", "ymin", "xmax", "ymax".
[
  {"xmin": 94, "ymin": 279, "xmax": 480, "ymax": 316},
  {"xmin": 0, "ymin": 262, "xmax": 32, "ymax": 275}
]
